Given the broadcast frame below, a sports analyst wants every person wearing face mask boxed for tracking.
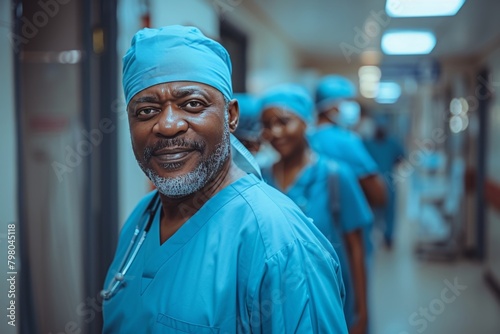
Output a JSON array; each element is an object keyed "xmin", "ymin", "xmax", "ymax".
[
  {"xmin": 260, "ymin": 83, "xmax": 373, "ymax": 334},
  {"xmin": 232, "ymin": 92, "xmax": 277, "ymax": 169},
  {"xmin": 232, "ymin": 93, "xmax": 262, "ymax": 154},
  {"xmin": 310, "ymin": 75, "xmax": 387, "ymax": 208},
  {"xmin": 310, "ymin": 75, "xmax": 387, "ymax": 276}
]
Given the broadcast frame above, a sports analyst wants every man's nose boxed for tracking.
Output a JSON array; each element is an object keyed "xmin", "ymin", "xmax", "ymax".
[{"xmin": 154, "ymin": 106, "xmax": 188, "ymax": 137}]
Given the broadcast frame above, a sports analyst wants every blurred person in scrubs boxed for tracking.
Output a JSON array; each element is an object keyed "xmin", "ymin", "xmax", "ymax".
[
  {"xmin": 232, "ymin": 93, "xmax": 277, "ymax": 169},
  {"xmin": 232, "ymin": 93, "xmax": 262, "ymax": 154},
  {"xmin": 310, "ymin": 75, "xmax": 385, "ymax": 275},
  {"xmin": 102, "ymin": 26, "xmax": 348, "ymax": 333},
  {"xmin": 310, "ymin": 75, "xmax": 387, "ymax": 208},
  {"xmin": 362, "ymin": 115, "xmax": 405, "ymax": 248},
  {"xmin": 260, "ymin": 83, "xmax": 373, "ymax": 334}
]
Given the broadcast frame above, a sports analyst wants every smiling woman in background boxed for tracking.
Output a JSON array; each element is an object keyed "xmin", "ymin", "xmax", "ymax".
[{"xmin": 260, "ymin": 83, "xmax": 373, "ymax": 334}]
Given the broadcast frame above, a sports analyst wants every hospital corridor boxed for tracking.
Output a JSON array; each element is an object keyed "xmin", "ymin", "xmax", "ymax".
[
  {"xmin": 1, "ymin": 0, "xmax": 500, "ymax": 333},
  {"xmin": 371, "ymin": 173, "xmax": 500, "ymax": 333}
]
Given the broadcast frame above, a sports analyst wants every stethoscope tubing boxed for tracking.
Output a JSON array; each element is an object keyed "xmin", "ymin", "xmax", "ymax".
[{"xmin": 101, "ymin": 191, "xmax": 161, "ymax": 300}]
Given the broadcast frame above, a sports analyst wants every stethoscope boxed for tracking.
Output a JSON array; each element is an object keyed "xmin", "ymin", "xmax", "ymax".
[{"xmin": 101, "ymin": 191, "xmax": 161, "ymax": 300}]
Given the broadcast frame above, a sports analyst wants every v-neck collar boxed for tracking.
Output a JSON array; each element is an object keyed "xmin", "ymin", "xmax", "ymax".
[
  {"xmin": 140, "ymin": 174, "xmax": 259, "ymax": 294},
  {"xmin": 270, "ymin": 152, "xmax": 318, "ymax": 194}
]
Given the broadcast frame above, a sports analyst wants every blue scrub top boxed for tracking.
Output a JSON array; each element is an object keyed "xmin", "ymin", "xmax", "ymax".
[
  {"xmin": 309, "ymin": 124, "xmax": 379, "ymax": 179},
  {"xmin": 363, "ymin": 136, "xmax": 405, "ymax": 241},
  {"xmin": 103, "ymin": 174, "xmax": 348, "ymax": 333},
  {"xmin": 262, "ymin": 155, "xmax": 373, "ymax": 327},
  {"xmin": 363, "ymin": 136, "xmax": 405, "ymax": 176}
]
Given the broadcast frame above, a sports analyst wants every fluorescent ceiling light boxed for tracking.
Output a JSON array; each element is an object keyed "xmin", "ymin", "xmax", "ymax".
[
  {"xmin": 386, "ymin": 0, "xmax": 465, "ymax": 17},
  {"xmin": 359, "ymin": 82, "xmax": 379, "ymax": 99},
  {"xmin": 450, "ymin": 98, "xmax": 462, "ymax": 115},
  {"xmin": 376, "ymin": 82, "xmax": 401, "ymax": 104},
  {"xmin": 381, "ymin": 31, "xmax": 436, "ymax": 55},
  {"xmin": 449, "ymin": 115, "xmax": 468, "ymax": 133},
  {"xmin": 359, "ymin": 66, "xmax": 381, "ymax": 99},
  {"xmin": 358, "ymin": 66, "xmax": 381, "ymax": 80}
]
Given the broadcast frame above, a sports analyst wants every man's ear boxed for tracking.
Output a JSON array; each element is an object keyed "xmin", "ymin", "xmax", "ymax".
[{"xmin": 227, "ymin": 99, "xmax": 239, "ymax": 133}]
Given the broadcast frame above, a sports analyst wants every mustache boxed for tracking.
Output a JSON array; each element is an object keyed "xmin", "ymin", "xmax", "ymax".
[{"xmin": 144, "ymin": 138, "xmax": 205, "ymax": 162}]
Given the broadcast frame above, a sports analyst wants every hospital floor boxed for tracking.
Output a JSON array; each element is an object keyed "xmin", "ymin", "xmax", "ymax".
[{"xmin": 369, "ymin": 178, "xmax": 500, "ymax": 334}]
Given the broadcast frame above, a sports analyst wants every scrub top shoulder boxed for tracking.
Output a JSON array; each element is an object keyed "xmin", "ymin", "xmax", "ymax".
[
  {"xmin": 262, "ymin": 156, "xmax": 372, "ymax": 237},
  {"xmin": 363, "ymin": 135, "xmax": 405, "ymax": 174},
  {"xmin": 103, "ymin": 174, "xmax": 348, "ymax": 334},
  {"xmin": 262, "ymin": 155, "xmax": 373, "ymax": 327},
  {"xmin": 309, "ymin": 124, "xmax": 379, "ymax": 179}
]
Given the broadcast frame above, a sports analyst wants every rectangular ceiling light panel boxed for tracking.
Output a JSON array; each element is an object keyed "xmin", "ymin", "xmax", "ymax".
[
  {"xmin": 381, "ymin": 30, "xmax": 436, "ymax": 55},
  {"xmin": 386, "ymin": 0, "xmax": 466, "ymax": 17}
]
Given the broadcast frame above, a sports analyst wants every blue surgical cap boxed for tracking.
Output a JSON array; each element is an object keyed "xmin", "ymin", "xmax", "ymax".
[
  {"xmin": 315, "ymin": 75, "xmax": 356, "ymax": 112},
  {"xmin": 233, "ymin": 93, "xmax": 262, "ymax": 141},
  {"xmin": 122, "ymin": 25, "xmax": 233, "ymax": 105},
  {"xmin": 260, "ymin": 83, "xmax": 314, "ymax": 125}
]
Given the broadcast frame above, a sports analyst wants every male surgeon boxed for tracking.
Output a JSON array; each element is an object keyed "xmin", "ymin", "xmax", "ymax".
[{"xmin": 102, "ymin": 25, "xmax": 348, "ymax": 333}]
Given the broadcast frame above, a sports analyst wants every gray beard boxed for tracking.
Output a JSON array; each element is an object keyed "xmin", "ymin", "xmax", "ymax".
[{"xmin": 139, "ymin": 117, "xmax": 230, "ymax": 198}]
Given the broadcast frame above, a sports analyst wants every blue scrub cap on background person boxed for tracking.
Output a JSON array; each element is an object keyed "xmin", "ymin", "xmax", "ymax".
[
  {"xmin": 122, "ymin": 25, "xmax": 233, "ymax": 105},
  {"xmin": 233, "ymin": 93, "xmax": 262, "ymax": 141},
  {"xmin": 260, "ymin": 83, "xmax": 314, "ymax": 125},
  {"xmin": 315, "ymin": 75, "xmax": 356, "ymax": 112}
]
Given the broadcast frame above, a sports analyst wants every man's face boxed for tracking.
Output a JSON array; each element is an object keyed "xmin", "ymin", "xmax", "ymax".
[{"xmin": 127, "ymin": 81, "xmax": 235, "ymax": 197}]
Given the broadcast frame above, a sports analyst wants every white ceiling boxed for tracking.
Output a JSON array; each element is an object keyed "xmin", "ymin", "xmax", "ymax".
[{"xmin": 245, "ymin": 0, "xmax": 500, "ymax": 68}]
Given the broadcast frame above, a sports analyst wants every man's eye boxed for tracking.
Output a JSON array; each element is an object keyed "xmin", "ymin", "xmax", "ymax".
[
  {"xmin": 137, "ymin": 108, "xmax": 159, "ymax": 117},
  {"xmin": 187, "ymin": 101, "xmax": 202, "ymax": 107},
  {"xmin": 182, "ymin": 100, "xmax": 206, "ymax": 111}
]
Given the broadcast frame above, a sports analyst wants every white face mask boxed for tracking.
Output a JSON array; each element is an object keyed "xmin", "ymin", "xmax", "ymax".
[
  {"xmin": 336, "ymin": 100, "xmax": 361, "ymax": 129},
  {"xmin": 356, "ymin": 117, "xmax": 376, "ymax": 139}
]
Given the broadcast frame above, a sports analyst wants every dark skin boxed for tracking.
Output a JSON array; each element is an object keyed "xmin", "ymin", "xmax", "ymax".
[
  {"xmin": 261, "ymin": 107, "xmax": 311, "ymax": 189},
  {"xmin": 238, "ymin": 138, "xmax": 261, "ymax": 155},
  {"xmin": 345, "ymin": 230, "xmax": 368, "ymax": 334},
  {"xmin": 262, "ymin": 108, "xmax": 368, "ymax": 334},
  {"xmin": 318, "ymin": 110, "xmax": 387, "ymax": 207},
  {"xmin": 127, "ymin": 82, "xmax": 246, "ymax": 244}
]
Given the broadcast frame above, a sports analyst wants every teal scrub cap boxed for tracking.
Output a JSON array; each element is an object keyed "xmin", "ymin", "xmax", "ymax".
[
  {"xmin": 233, "ymin": 93, "xmax": 262, "ymax": 141},
  {"xmin": 315, "ymin": 75, "xmax": 356, "ymax": 112},
  {"xmin": 122, "ymin": 25, "xmax": 233, "ymax": 105},
  {"xmin": 260, "ymin": 83, "xmax": 314, "ymax": 125}
]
